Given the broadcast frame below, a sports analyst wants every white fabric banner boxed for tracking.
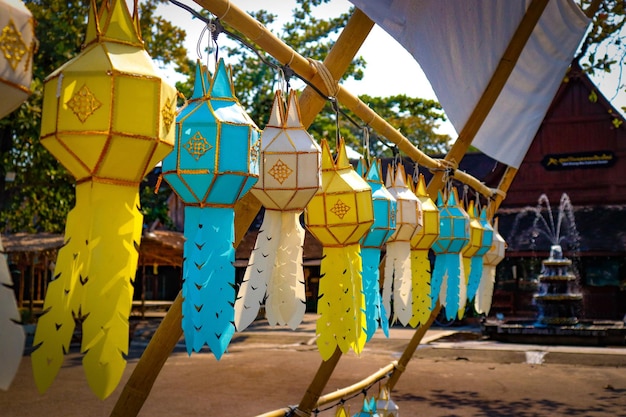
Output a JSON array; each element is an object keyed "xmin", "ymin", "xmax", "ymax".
[{"xmin": 349, "ymin": 0, "xmax": 590, "ymax": 168}]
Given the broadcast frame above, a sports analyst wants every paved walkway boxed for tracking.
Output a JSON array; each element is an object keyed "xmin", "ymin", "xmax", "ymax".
[{"xmin": 2, "ymin": 314, "xmax": 625, "ymax": 416}]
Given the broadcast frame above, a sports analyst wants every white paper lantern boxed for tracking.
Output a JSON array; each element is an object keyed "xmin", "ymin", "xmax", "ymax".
[{"xmin": 0, "ymin": 0, "xmax": 36, "ymax": 118}]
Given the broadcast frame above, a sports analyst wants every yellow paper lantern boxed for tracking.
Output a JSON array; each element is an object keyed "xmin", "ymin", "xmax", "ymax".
[
  {"xmin": 235, "ymin": 90, "xmax": 321, "ymax": 331},
  {"xmin": 305, "ymin": 138, "xmax": 373, "ymax": 360},
  {"xmin": 0, "ymin": 0, "xmax": 36, "ymax": 118},
  {"xmin": 458, "ymin": 200, "xmax": 485, "ymax": 317},
  {"xmin": 464, "ymin": 205, "xmax": 494, "ymax": 305},
  {"xmin": 32, "ymin": 0, "xmax": 176, "ymax": 399},
  {"xmin": 382, "ymin": 163, "xmax": 421, "ymax": 326},
  {"xmin": 408, "ymin": 173, "xmax": 440, "ymax": 327},
  {"xmin": 475, "ymin": 217, "xmax": 507, "ymax": 315}
]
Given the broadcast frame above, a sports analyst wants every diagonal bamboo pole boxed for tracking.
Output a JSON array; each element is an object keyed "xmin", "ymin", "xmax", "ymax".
[
  {"xmin": 387, "ymin": 0, "xmax": 549, "ymax": 392},
  {"xmin": 193, "ymin": 0, "xmax": 497, "ymax": 200}
]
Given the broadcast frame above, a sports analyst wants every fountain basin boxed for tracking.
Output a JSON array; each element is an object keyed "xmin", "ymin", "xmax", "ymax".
[{"xmin": 482, "ymin": 319, "xmax": 626, "ymax": 346}]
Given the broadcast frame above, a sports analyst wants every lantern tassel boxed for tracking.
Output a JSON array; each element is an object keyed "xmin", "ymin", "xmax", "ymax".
[
  {"xmin": 234, "ymin": 211, "xmax": 280, "ymax": 331},
  {"xmin": 475, "ymin": 264, "xmax": 496, "ymax": 315},
  {"xmin": 383, "ymin": 241, "xmax": 412, "ymax": 325},
  {"xmin": 0, "ymin": 237, "xmax": 25, "ymax": 391},
  {"xmin": 361, "ymin": 247, "xmax": 384, "ymax": 341},
  {"xmin": 182, "ymin": 206, "xmax": 236, "ymax": 360},
  {"xmin": 266, "ymin": 211, "xmax": 306, "ymax": 329},
  {"xmin": 435, "ymin": 252, "xmax": 466, "ymax": 321},
  {"xmin": 408, "ymin": 248, "xmax": 433, "ymax": 327},
  {"xmin": 32, "ymin": 181, "xmax": 141, "ymax": 399},
  {"xmin": 316, "ymin": 245, "xmax": 366, "ymax": 361},
  {"xmin": 466, "ymin": 256, "xmax": 484, "ymax": 304}
]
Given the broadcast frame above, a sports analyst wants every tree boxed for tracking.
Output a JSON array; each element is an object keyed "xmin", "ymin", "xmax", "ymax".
[
  {"xmin": 0, "ymin": 0, "xmax": 191, "ymax": 233},
  {"xmin": 576, "ymin": 0, "xmax": 626, "ymax": 112}
]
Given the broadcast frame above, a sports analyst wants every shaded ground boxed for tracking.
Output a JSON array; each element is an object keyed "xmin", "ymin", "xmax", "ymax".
[{"xmin": 2, "ymin": 317, "xmax": 625, "ymax": 416}]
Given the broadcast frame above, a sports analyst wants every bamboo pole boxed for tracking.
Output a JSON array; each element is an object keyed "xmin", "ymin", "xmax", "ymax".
[
  {"xmin": 193, "ymin": 0, "xmax": 497, "ymax": 200},
  {"xmin": 426, "ymin": 0, "xmax": 549, "ymax": 198}
]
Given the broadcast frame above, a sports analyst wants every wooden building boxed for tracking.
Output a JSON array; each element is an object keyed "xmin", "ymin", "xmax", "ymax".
[{"xmin": 491, "ymin": 61, "xmax": 626, "ymax": 320}]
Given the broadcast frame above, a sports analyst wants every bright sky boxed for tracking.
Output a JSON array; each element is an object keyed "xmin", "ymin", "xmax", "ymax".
[{"xmin": 157, "ymin": 0, "xmax": 626, "ymax": 139}]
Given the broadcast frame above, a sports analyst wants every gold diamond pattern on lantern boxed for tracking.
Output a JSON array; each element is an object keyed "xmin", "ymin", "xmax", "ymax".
[
  {"xmin": 331, "ymin": 199, "xmax": 351, "ymax": 219},
  {"xmin": 161, "ymin": 99, "xmax": 176, "ymax": 132},
  {"xmin": 184, "ymin": 131, "xmax": 213, "ymax": 161},
  {"xmin": 0, "ymin": 19, "xmax": 26, "ymax": 70},
  {"xmin": 0, "ymin": 0, "xmax": 36, "ymax": 119},
  {"xmin": 268, "ymin": 159, "xmax": 293, "ymax": 184},
  {"xmin": 66, "ymin": 84, "xmax": 102, "ymax": 123}
]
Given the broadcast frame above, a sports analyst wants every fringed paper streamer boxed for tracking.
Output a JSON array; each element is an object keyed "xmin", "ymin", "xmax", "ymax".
[
  {"xmin": 162, "ymin": 60, "xmax": 260, "ymax": 358},
  {"xmin": 305, "ymin": 138, "xmax": 373, "ymax": 360},
  {"xmin": 383, "ymin": 241, "xmax": 412, "ymax": 325},
  {"xmin": 431, "ymin": 189, "xmax": 469, "ymax": 321},
  {"xmin": 409, "ymin": 249, "xmax": 432, "ymax": 327},
  {"xmin": 381, "ymin": 163, "xmax": 420, "ymax": 326},
  {"xmin": 0, "ymin": 236, "xmax": 25, "ymax": 390},
  {"xmin": 181, "ymin": 207, "xmax": 235, "ymax": 358},
  {"xmin": 458, "ymin": 200, "xmax": 483, "ymax": 318},
  {"xmin": 265, "ymin": 211, "xmax": 306, "ymax": 328},
  {"xmin": 475, "ymin": 218, "xmax": 506, "ymax": 315},
  {"xmin": 32, "ymin": 182, "xmax": 141, "ymax": 399},
  {"xmin": 408, "ymin": 174, "xmax": 439, "ymax": 328},
  {"xmin": 361, "ymin": 247, "xmax": 383, "ymax": 339},
  {"xmin": 34, "ymin": 0, "xmax": 175, "ymax": 398},
  {"xmin": 315, "ymin": 245, "xmax": 366, "ymax": 361},
  {"xmin": 357, "ymin": 159, "xmax": 396, "ymax": 341},
  {"xmin": 235, "ymin": 211, "xmax": 280, "ymax": 330},
  {"xmin": 235, "ymin": 90, "xmax": 320, "ymax": 331},
  {"xmin": 465, "ymin": 207, "xmax": 494, "ymax": 304}
]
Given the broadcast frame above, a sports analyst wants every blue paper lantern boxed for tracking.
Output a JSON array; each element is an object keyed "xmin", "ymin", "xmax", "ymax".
[
  {"xmin": 358, "ymin": 159, "xmax": 396, "ymax": 340},
  {"xmin": 431, "ymin": 188, "xmax": 470, "ymax": 320},
  {"xmin": 162, "ymin": 60, "xmax": 260, "ymax": 359}
]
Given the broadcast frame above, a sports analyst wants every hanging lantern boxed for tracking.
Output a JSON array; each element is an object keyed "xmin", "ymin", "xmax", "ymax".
[
  {"xmin": 33, "ymin": 0, "xmax": 177, "ymax": 399},
  {"xmin": 408, "ymin": 173, "xmax": 440, "ymax": 327},
  {"xmin": 457, "ymin": 200, "xmax": 486, "ymax": 318},
  {"xmin": 475, "ymin": 217, "xmax": 506, "ymax": 315},
  {"xmin": 382, "ymin": 163, "xmax": 421, "ymax": 326},
  {"xmin": 162, "ymin": 61, "xmax": 260, "ymax": 359},
  {"xmin": 431, "ymin": 188, "xmax": 470, "ymax": 321},
  {"xmin": 235, "ymin": 90, "xmax": 321, "ymax": 330},
  {"xmin": 0, "ymin": 0, "xmax": 36, "ymax": 118},
  {"xmin": 463, "ymin": 204, "xmax": 494, "ymax": 308},
  {"xmin": 358, "ymin": 158, "xmax": 396, "ymax": 340},
  {"xmin": 0, "ymin": 237, "xmax": 24, "ymax": 391},
  {"xmin": 353, "ymin": 397, "xmax": 380, "ymax": 417},
  {"xmin": 305, "ymin": 138, "xmax": 373, "ymax": 361},
  {"xmin": 376, "ymin": 385, "xmax": 400, "ymax": 417}
]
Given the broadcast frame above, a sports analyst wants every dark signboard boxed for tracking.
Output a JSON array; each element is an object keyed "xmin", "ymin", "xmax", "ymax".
[{"xmin": 541, "ymin": 151, "xmax": 616, "ymax": 171}]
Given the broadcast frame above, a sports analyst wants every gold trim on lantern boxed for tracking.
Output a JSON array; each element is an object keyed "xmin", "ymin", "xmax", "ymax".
[{"xmin": 0, "ymin": 76, "xmax": 31, "ymax": 94}]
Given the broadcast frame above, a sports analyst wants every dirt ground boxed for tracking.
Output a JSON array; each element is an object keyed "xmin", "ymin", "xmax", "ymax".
[{"xmin": 1, "ymin": 319, "xmax": 625, "ymax": 417}]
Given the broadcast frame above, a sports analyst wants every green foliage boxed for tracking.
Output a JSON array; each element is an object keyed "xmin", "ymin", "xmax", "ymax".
[
  {"xmin": 0, "ymin": 0, "xmax": 189, "ymax": 233},
  {"xmin": 576, "ymin": 0, "xmax": 626, "ymax": 109}
]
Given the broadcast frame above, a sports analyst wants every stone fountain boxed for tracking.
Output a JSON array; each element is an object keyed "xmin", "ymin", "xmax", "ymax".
[{"xmin": 483, "ymin": 194, "xmax": 626, "ymax": 346}]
